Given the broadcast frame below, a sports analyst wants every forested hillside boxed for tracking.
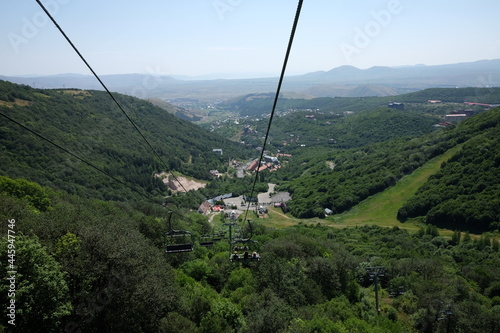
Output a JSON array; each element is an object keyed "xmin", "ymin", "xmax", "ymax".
[
  {"xmin": 217, "ymin": 87, "xmax": 500, "ymax": 117},
  {"xmin": 255, "ymin": 108, "xmax": 439, "ymax": 151},
  {"xmin": 277, "ymin": 107, "xmax": 500, "ymax": 233},
  {"xmin": 1, "ymin": 177, "xmax": 499, "ymax": 332},
  {"xmin": 397, "ymin": 110, "xmax": 500, "ymax": 232},
  {"xmin": 1, "ymin": 80, "xmax": 500, "ymax": 332},
  {"xmin": 0, "ymin": 81, "xmax": 253, "ymax": 201}
]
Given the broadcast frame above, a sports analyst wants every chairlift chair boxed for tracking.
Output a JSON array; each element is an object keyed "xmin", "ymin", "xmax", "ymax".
[
  {"xmin": 200, "ymin": 227, "xmax": 228, "ymax": 247},
  {"xmin": 199, "ymin": 234, "xmax": 215, "ymax": 247},
  {"xmin": 164, "ymin": 211, "xmax": 194, "ymax": 254},
  {"xmin": 229, "ymin": 238, "xmax": 261, "ymax": 263},
  {"xmin": 165, "ymin": 229, "xmax": 194, "ymax": 253}
]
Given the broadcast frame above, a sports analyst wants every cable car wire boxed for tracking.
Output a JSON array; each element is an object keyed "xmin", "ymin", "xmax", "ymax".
[
  {"xmin": 1, "ymin": 109, "xmax": 200, "ymax": 227},
  {"xmin": 35, "ymin": 0, "xmax": 189, "ymax": 194},
  {"xmin": 31, "ymin": 0, "xmax": 303, "ymax": 243},
  {"xmin": 242, "ymin": 0, "xmax": 303, "ymax": 223},
  {"xmin": 0, "ymin": 110, "xmax": 155, "ymax": 202}
]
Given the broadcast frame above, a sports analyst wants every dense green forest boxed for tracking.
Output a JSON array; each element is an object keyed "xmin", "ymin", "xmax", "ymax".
[
  {"xmin": 397, "ymin": 115, "xmax": 500, "ymax": 232},
  {"xmin": 217, "ymin": 87, "xmax": 500, "ymax": 117},
  {"xmin": 251, "ymin": 108, "xmax": 439, "ymax": 151},
  {"xmin": 2, "ymin": 82, "xmax": 500, "ymax": 331},
  {"xmin": 0, "ymin": 81, "xmax": 253, "ymax": 202},
  {"xmin": 1, "ymin": 177, "xmax": 499, "ymax": 332},
  {"xmin": 275, "ymin": 106, "xmax": 500, "ymax": 232}
]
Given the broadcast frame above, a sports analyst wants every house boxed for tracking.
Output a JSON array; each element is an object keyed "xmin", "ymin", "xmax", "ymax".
[
  {"xmin": 247, "ymin": 160, "xmax": 259, "ymax": 171},
  {"xmin": 464, "ymin": 102, "xmax": 490, "ymax": 107},
  {"xmin": 263, "ymin": 155, "xmax": 279, "ymax": 165},
  {"xmin": 212, "ymin": 205, "xmax": 223, "ymax": 212},
  {"xmin": 210, "ymin": 170, "xmax": 221, "ymax": 178},
  {"xmin": 257, "ymin": 165, "xmax": 268, "ymax": 172},
  {"xmin": 198, "ymin": 201, "xmax": 211, "ymax": 215},
  {"xmin": 463, "ymin": 110, "xmax": 474, "ymax": 117},
  {"xmin": 212, "ymin": 149, "xmax": 223, "ymax": 155}
]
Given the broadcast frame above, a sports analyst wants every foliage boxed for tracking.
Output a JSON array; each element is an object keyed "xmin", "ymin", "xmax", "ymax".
[
  {"xmin": 1, "ymin": 81, "xmax": 500, "ymax": 331},
  {"xmin": 0, "ymin": 179, "xmax": 499, "ymax": 332},
  {"xmin": 0, "ymin": 80, "xmax": 253, "ymax": 204},
  {"xmin": 398, "ymin": 108, "xmax": 500, "ymax": 232},
  {"xmin": 0, "ymin": 235, "xmax": 72, "ymax": 332},
  {"xmin": 275, "ymin": 107, "xmax": 500, "ymax": 230},
  {"xmin": 0, "ymin": 176, "xmax": 52, "ymax": 212}
]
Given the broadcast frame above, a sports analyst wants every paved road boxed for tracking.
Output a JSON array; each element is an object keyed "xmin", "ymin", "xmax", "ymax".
[
  {"xmin": 258, "ymin": 183, "xmax": 276, "ymax": 204},
  {"xmin": 236, "ymin": 168, "xmax": 244, "ymax": 178}
]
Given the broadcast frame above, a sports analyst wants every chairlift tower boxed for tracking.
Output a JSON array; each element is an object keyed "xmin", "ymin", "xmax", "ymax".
[{"xmin": 366, "ymin": 266, "xmax": 385, "ymax": 313}]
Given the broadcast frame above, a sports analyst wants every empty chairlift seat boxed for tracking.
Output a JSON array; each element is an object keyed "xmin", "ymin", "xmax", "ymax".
[
  {"xmin": 165, "ymin": 230, "xmax": 194, "ymax": 254},
  {"xmin": 199, "ymin": 234, "xmax": 215, "ymax": 247}
]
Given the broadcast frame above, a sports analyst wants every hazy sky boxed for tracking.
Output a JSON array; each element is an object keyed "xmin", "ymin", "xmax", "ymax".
[{"xmin": 2, "ymin": 0, "xmax": 500, "ymax": 78}]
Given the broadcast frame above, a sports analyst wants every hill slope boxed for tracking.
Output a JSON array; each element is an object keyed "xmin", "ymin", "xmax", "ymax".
[
  {"xmin": 278, "ymin": 107, "xmax": 500, "ymax": 232},
  {"xmin": 0, "ymin": 81, "xmax": 252, "ymax": 201},
  {"xmin": 397, "ymin": 111, "xmax": 500, "ymax": 232}
]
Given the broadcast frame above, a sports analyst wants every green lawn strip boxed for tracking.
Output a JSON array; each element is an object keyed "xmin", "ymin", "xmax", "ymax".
[{"xmin": 327, "ymin": 144, "xmax": 463, "ymax": 233}]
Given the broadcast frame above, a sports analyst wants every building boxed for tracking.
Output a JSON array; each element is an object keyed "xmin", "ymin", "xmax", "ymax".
[
  {"xmin": 247, "ymin": 160, "xmax": 259, "ymax": 171},
  {"xmin": 198, "ymin": 201, "xmax": 211, "ymax": 215},
  {"xmin": 263, "ymin": 155, "xmax": 279, "ymax": 165},
  {"xmin": 388, "ymin": 102, "xmax": 404, "ymax": 110},
  {"xmin": 445, "ymin": 114, "xmax": 467, "ymax": 122},
  {"xmin": 210, "ymin": 170, "xmax": 222, "ymax": 178},
  {"xmin": 212, "ymin": 149, "xmax": 223, "ymax": 155}
]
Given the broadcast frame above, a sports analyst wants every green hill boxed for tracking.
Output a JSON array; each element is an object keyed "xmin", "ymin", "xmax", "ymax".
[
  {"xmin": 397, "ymin": 110, "xmax": 500, "ymax": 232},
  {"xmin": 217, "ymin": 87, "xmax": 500, "ymax": 117},
  {"xmin": 278, "ymin": 107, "xmax": 500, "ymax": 232},
  {"xmin": 0, "ymin": 81, "xmax": 252, "ymax": 201},
  {"xmin": 1, "ymin": 82, "xmax": 500, "ymax": 332},
  {"xmin": 258, "ymin": 107, "xmax": 439, "ymax": 151}
]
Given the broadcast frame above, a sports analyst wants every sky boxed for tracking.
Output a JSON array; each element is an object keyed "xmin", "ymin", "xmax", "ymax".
[{"xmin": 1, "ymin": 0, "xmax": 500, "ymax": 78}]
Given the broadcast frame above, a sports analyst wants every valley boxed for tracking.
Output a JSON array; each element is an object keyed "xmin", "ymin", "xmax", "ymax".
[{"xmin": 1, "ymin": 79, "xmax": 500, "ymax": 332}]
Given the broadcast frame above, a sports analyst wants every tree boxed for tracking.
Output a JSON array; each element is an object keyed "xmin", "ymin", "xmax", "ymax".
[{"xmin": 0, "ymin": 235, "xmax": 72, "ymax": 332}]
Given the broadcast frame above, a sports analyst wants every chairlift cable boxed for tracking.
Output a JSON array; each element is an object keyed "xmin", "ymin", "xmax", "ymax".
[
  {"xmin": 0, "ymin": 112, "xmax": 196, "ymax": 226},
  {"xmin": 35, "ymin": 0, "xmax": 190, "ymax": 195},
  {"xmin": 0, "ymin": 110, "xmax": 194, "ymax": 225},
  {"xmin": 0, "ymin": 110, "xmax": 155, "ymax": 203},
  {"xmin": 242, "ymin": 0, "xmax": 304, "ymax": 223}
]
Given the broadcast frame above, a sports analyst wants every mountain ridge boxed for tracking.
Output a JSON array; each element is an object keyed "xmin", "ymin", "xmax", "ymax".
[{"xmin": 2, "ymin": 59, "xmax": 499, "ymax": 100}]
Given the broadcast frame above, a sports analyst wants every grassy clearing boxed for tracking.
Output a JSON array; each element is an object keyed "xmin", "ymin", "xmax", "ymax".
[
  {"xmin": 0, "ymin": 98, "xmax": 31, "ymax": 108},
  {"xmin": 326, "ymin": 145, "xmax": 464, "ymax": 234},
  {"xmin": 259, "ymin": 145, "xmax": 464, "ymax": 235},
  {"xmin": 260, "ymin": 206, "xmax": 301, "ymax": 228}
]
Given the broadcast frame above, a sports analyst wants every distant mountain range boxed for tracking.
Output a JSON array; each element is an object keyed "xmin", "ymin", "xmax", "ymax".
[{"xmin": 2, "ymin": 59, "xmax": 499, "ymax": 100}]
